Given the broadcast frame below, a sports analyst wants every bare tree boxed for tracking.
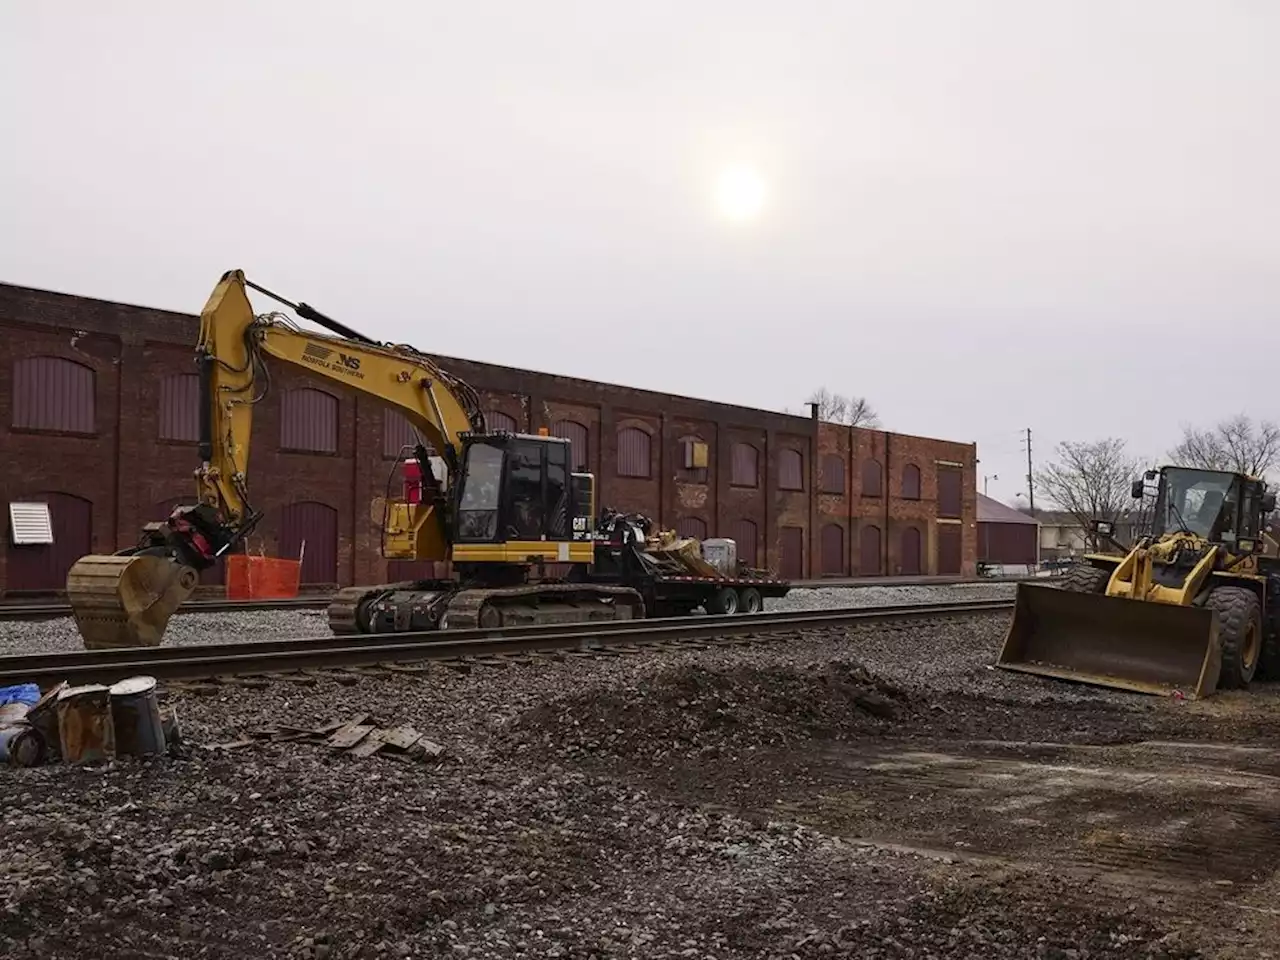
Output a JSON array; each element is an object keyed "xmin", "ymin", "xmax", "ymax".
[
  {"xmin": 1169, "ymin": 414, "xmax": 1280, "ymax": 478},
  {"xmin": 1036, "ymin": 438, "xmax": 1139, "ymax": 551},
  {"xmin": 804, "ymin": 387, "xmax": 880, "ymax": 427}
]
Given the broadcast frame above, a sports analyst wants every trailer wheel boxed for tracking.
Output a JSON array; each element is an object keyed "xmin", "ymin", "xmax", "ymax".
[
  {"xmin": 738, "ymin": 587, "xmax": 763, "ymax": 613},
  {"xmin": 709, "ymin": 586, "xmax": 739, "ymax": 615},
  {"xmin": 1207, "ymin": 586, "xmax": 1261, "ymax": 690}
]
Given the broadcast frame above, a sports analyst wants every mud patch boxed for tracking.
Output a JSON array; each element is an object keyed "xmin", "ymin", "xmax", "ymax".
[{"xmin": 499, "ymin": 659, "xmax": 908, "ymax": 762}]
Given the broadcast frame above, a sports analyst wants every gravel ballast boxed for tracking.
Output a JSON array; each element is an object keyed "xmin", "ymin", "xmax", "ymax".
[
  {"xmin": 0, "ymin": 582, "xmax": 1017, "ymax": 656},
  {"xmin": 5, "ymin": 605, "xmax": 1274, "ymax": 957}
]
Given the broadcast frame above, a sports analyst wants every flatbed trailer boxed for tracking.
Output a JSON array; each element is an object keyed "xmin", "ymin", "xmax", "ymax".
[{"xmin": 582, "ymin": 534, "xmax": 791, "ymax": 617}]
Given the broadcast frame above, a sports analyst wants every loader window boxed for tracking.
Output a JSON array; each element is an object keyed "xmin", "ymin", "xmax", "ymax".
[
  {"xmin": 1158, "ymin": 469, "xmax": 1237, "ymax": 540},
  {"xmin": 456, "ymin": 443, "xmax": 503, "ymax": 541}
]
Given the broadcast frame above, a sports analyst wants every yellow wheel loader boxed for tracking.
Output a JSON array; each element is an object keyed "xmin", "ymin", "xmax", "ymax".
[
  {"xmin": 66, "ymin": 270, "xmax": 644, "ymax": 649},
  {"xmin": 997, "ymin": 465, "xmax": 1279, "ymax": 699}
]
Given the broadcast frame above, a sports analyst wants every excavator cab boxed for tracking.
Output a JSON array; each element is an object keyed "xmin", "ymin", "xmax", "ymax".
[{"xmin": 998, "ymin": 466, "xmax": 1278, "ymax": 699}]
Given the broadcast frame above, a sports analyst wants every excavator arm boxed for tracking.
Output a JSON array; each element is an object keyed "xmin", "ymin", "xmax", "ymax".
[{"xmin": 67, "ymin": 269, "xmax": 487, "ymax": 648}]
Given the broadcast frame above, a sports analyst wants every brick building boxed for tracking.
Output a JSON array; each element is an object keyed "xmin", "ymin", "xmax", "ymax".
[{"xmin": 0, "ymin": 281, "xmax": 978, "ymax": 595}]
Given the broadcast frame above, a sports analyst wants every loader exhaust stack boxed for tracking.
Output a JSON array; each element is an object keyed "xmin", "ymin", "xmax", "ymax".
[
  {"xmin": 996, "ymin": 582, "xmax": 1222, "ymax": 699},
  {"xmin": 66, "ymin": 555, "xmax": 200, "ymax": 650}
]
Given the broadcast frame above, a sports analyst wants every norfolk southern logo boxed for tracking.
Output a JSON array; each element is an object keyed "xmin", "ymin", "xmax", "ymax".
[{"xmin": 302, "ymin": 341, "xmax": 364, "ymax": 378}]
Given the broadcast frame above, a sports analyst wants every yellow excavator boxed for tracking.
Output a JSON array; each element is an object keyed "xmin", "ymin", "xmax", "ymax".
[
  {"xmin": 66, "ymin": 270, "xmax": 644, "ymax": 649},
  {"xmin": 998, "ymin": 464, "xmax": 1278, "ymax": 699}
]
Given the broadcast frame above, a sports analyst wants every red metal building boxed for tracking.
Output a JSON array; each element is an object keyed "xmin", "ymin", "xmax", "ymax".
[
  {"xmin": 0, "ymin": 281, "xmax": 979, "ymax": 595},
  {"xmin": 977, "ymin": 494, "xmax": 1040, "ymax": 569}
]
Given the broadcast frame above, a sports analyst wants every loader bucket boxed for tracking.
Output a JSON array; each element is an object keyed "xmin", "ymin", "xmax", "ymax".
[
  {"xmin": 66, "ymin": 555, "xmax": 199, "ymax": 650},
  {"xmin": 996, "ymin": 582, "xmax": 1221, "ymax": 699}
]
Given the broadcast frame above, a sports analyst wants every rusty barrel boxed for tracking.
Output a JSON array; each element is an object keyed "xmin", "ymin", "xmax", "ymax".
[
  {"xmin": 27, "ymin": 682, "xmax": 67, "ymax": 761},
  {"xmin": 109, "ymin": 676, "xmax": 166, "ymax": 758},
  {"xmin": 57, "ymin": 684, "xmax": 116, "ymax": 763},
  {"xmin": 0, "ymin": 724, "xmax": 47, "ymax": 767}
]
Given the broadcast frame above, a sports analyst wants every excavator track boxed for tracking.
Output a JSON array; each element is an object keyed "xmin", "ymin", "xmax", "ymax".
[
  {"xmin": 441, "ymin": 583, "xmax": 645, "ymax": 630},
  {"xmin": 326, "ymin": 581, "xmax": 645, "ymax": 635}
]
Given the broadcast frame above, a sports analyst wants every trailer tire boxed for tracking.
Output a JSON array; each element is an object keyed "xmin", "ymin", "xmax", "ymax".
[
  {"xmin": 1207, "ymin": 586, "xmax": 1262, "ymax": 690},
  {"xmin": 738, "ymin": 587, "xmax": 763, "ymax": 613},
  {"xmin": 709, "ymin": 586, "xmax": 739, "ymax": 615},
  {"xmin": 1059, "ymin": 563, "xmax": 1110, "ymax": 594}
]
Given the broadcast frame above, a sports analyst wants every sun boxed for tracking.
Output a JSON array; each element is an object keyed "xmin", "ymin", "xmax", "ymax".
[{"xmin": 714, "ymin": 165, "xmax": 767, "ymax": 221}]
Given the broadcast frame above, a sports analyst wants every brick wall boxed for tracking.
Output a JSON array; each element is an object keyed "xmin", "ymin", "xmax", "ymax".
[{"xmin": 0, "ymin": 281, "xmax": 978, "ymax": 594}]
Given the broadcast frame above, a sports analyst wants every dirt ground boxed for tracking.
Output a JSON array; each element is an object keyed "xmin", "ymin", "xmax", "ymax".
[{"xmin": 5, "ymin": 614, "xmax": 1280, "ymax": 958}]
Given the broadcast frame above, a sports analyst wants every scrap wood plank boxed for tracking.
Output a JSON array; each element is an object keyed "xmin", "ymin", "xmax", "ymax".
[
  {"xmin": 350, "ymin": 730, "xmax": 388, "ymax": 759},
  {"xmin": 209, "ymin": 738, "xmax": 256, "ymax": 752}
]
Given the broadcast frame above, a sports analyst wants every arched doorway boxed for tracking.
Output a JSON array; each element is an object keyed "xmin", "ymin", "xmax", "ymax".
[
  {"xmin": 7, "ymin": 493, "xmax": 92, "ymax": 593},
  {"xmin": 859, "ymin": 524, "xmax": 882, "ymax": 576},
  {"xmin": 901, "ymin": 527, "xmax": 922, "ymax": 575},
  {"xmin": 279, "ymin": 501, "xmax": 339, "ymax": 585}
]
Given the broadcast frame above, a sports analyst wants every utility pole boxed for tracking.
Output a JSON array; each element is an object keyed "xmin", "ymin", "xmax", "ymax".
[{"xmin": 1024, "ymin": 428, "xmax": 1035, "ymax": 516}]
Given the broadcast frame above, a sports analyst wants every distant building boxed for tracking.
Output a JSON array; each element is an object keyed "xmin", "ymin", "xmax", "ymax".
[{"xmin": 977, "ymin": 494, "xmax": 1039, "ymax": 569}]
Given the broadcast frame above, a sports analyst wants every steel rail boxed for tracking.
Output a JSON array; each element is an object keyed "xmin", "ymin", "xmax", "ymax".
[{"xmin": 0, "ymin": 599, "xmax": 1013, "ymax": 688}]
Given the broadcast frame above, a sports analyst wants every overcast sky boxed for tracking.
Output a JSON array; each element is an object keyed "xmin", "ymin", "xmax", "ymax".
[{"xmin": 3, "ymin": 2, "xmax": 1277, "ymax": 504}]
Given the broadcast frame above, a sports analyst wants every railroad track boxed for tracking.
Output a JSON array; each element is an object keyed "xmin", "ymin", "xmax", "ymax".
[
  {"xmin": 0, "ymin": 596, "xmax": 331, "ymax": 622},
  {"xmin": 0, "ymin": 599, "xmax": 1014, "ymax": 688}
]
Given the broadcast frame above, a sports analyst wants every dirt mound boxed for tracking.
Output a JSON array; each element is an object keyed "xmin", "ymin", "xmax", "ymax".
[{"xmin": 500, "ymin": 658, "xmax": 908, "ymax": 762}]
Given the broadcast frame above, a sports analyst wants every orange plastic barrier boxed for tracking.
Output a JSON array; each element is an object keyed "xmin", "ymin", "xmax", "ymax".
[{"xmin": 225, "ymin": 556, "xmax": 302, "ymax": 600}]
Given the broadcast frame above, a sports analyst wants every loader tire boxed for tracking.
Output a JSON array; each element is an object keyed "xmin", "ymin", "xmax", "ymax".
[
  {"xmin": 1206, "ymin": 586, "xmax": 1262, "ymax": 690},
  {"xmin": 1059, "ymin": 563, "xmax": 1110, "ymax": 594}
]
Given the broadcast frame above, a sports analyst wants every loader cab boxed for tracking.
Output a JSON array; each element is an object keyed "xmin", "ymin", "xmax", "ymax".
[
  {"xmin": 1149, "ymin": 466, "xmax": 1273, "ymax": 551},
  {"xmin": 451, "ymin": 432, "xmax": 592, "ymax": 545}
]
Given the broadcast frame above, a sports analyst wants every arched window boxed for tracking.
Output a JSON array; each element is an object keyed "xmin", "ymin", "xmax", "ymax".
[
  {"xmin": 731, "ymin": 443, "xmax": 759, "ymax": 487},
  {"xmin": 617, "ymin": 426, "xmax": 652, "ymax": 478},
  {"xmin": 901, "ymin": 526, "xmax": 922, "ymax": 575},
  {"xmin": 678, "ymin": 435, "xmax": 709, "ymax": 484},
  {"xmin": 778, "ymin": 449, "xmax": 804, "ymax": 491},
  {"xmin": 902, "ymin": 463, "xmax": 922, "ymax": 500},
  {"xmin": 551, "ymin": 419, "xmax": 589, "ymax": 471},
  {"xmin": 384, "ymin": 409, "xmax": 417, "ymax": 458},
  {"xmin": 487, "ymin": 410, "xmax": 518, "ymax": 433},
  {"xmin": 158, "ymin": 374, "xmax": 200, "ymax": 442},
  {"xmin": 861, "ymin": 459, "xmax": 883, "ymax": 497},
  {"xmin": 280, "ymin": 388, "xmax": 339, "ymax": 453},
  {"xmin": 278, "ymin": 501, "xmax": 339, "ymax": 584},
  {"xmin": 820, "ymin": 454, "xmax": 845, "ymax": 495},
  {"xmin": 821, "ymin": 524, "xmax": 846, "ymax": 575},
  {"xmin": 677, "ymin": 516, "xmax": 708, "ymax": 540},
  {"xmin": 12, "ymin": 357, "xmax": 95, "ymax": 434},
  {"xmin": 860, "ymin": 524, "xmax": 882, "ymax": 575},
  {"xmin": 731, "ymin": 518, "xmax": 758, "ymax": 567}
]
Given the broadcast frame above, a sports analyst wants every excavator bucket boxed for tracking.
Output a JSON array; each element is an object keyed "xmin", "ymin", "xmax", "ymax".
[
  {"xmin": 996, "ymin": 582, "xmax": 1222, "ymax": 699},
  {"xmin": 66, "ymin": 555, "xmax": 199, "ymax": 650}
]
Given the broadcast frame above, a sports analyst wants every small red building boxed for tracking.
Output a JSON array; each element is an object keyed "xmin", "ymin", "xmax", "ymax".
[{"xmin": 977, "ymin": 494, "xmax": 1039, "ymax": 570}]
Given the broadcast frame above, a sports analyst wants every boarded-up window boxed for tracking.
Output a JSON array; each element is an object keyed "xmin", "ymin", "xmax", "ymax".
[
  {"xmin": 278, "ymin": 500, "xmax": 339, "ymax": 584},
  {"xmin": 551, "ymin": 420, "xmax": 589, "ymax": 471},
  {"xmin": 281, "ymin": 388, "xmax": 339, "ymax": 453},
  {"xmin": 731, "ymin": 443, "xmax": 759, "ymax": 487},
  {"xmin": 158, "ymin": 374, "xmax": 200, "ymax": 442},
  {"xmin": 780, "ymin": 526, "xmax": 804, "ymax": 579},
  {"xmin": 384, "ymin": 409, "xmax": 417, "ymax": 458},
  {"xmin": 901, "ymin": 526, "xmax": 922, "ymax": 575},
  {"xmin": 938, "ymin": 523, "xmax": 962, "ymax": 574},
  {"xmin": 731, "ymin": 518, "xmax": 758, "ymax": 568},
  {"xmin": 617, "ymin": 426, "xmax": 651, "ymax": 478},
  {"xmin": 6, "ymin": 493, "xmax": 92, "ymax": 592},
  {"xmin": 859, "ymin": 524, "xmax": 882, "ymax": 575},
  {"xmin": 820, "ymin": 454, "xmax": 845, "ymax": 495},
  {"xmin": 938, "ymin": 466, "xmax": 962, "ymax": 518},
  {"xmin": 861, "ymin": 459, "xmax": 883, "ymax": 497},
  {"xmin": 678, "ymin": 436, "xmax": 709, "ymax": 484},
  {"xmin": 902, "ymin": 463, "xmax": 922, "ymax": 500},
  {"xmin": 677, "ymin": 516, "xmax": 707, "ymax": 541},
  {"xmin": 12, "ymin": 357, "xmax": 95, "ymax": 434},
  {"xmin": 487, "ymin": 410, "xmax": 518, "ymax": 433},
  {"xmin": 778, "ymin": 449, "xmax": 804, "ymax": 491},
  {"xmin": 821, "ymin": 524, "xmax": 845, "ymax": 575}
]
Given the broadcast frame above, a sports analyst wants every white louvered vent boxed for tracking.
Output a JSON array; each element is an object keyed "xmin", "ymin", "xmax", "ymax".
[{"xmin": 9, "ymin": 502, "xmax": 54, "ymax": 545}]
